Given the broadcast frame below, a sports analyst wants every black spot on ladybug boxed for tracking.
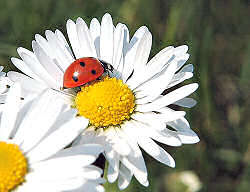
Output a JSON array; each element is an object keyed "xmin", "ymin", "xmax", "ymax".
[
  {"xmin": 72, "ymin": 76, "xmax": 78, "ymax": 82},
  {"xmin": 91, "ymin": 70, "xmax": 96, "ymax": 75},
  {"xmin": 80, "ymin": 62, "xmax": 85, "ymax": 67}
]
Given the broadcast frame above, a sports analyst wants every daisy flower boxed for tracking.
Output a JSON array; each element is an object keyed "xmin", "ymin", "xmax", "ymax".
[
  {"xmin": 0, "ymin": 83, "xmax": 104, "ymax": 192},
  {"xmin": 8, "ymin": 13, "xmax": 199, "ymax": 189}
]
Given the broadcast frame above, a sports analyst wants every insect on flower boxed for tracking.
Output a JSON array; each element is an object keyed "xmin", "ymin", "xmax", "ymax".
[{"xmin": 63, "ymin": 57, "xmax": 114, "ymax": 88}]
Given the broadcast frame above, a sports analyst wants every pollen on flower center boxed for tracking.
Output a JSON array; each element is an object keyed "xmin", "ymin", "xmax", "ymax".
[
  {"xmin": 0, "ymin": 141, "xmax": 28, "ymax": 192},
  {"xmin": 75, "ymin": 77, "xmax": 135, "ymax": 128}
]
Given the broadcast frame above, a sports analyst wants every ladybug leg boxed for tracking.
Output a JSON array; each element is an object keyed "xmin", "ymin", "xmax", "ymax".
[
  {"xmin": 99, "ymin": 60, "xmax": 114, "ymax": 73},
  {"xmin": 73, "ymin": 86, "xmax": 81, "ymax": 93}
]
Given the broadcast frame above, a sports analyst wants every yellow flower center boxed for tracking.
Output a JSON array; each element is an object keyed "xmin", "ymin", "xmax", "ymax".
[
  {"xmin": 75, "ymin": 77, "xmax": 135, "ymax": 128},
  {"xmin": 0, "ymin": 141, "xmax": 28, "ymax": 192}
]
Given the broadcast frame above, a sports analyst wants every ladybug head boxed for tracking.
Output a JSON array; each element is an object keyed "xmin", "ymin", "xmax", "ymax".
[{"xmin": 99, "ymin": 60, "xmax": 114, "ymax": 73}]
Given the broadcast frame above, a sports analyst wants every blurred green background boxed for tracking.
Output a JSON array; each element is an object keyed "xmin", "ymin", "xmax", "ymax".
[{"xmin": 0, "ymin": 0, "xmax": 250, "ymax": 191}]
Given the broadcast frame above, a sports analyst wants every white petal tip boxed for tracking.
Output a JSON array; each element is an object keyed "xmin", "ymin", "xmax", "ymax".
[
  {"xmin": 66, "ymin": 19, "xmax": 75, "ymax": 26},
  {"xmin": 31, "ymin": 40, "xmax": 36, "ymax": 47},
  {"xmin": 107, "ymin": 175, "xmax": 117, "ymax": 183},
  {"xmin": 45, "ymin": 30, "xmax": 52, "ymax": 36},
  {"xmin": 10, "ymin": 57, "xmax": 16, "ymax": 62},
  {"xmin": 170, "ymin": 161, "xmax": 176, "ymax": 168},
  {"xmin": 142, "ymin": 180, "xmax": 149, "ymax": 187},
  {"xmin": 103, "ymin": 13, "xmax": 112, "ymax": 18},
  {"xmin": 175, "ymin": 45, "xmax": 189, "ymax": 53},
  {"xmin": 96, "ymin": 185, "xmax": 105, "ymax": 192},
  {"xmin": 179, "ymin": 134, "xmax": 200, "ymax": 144},
  {"xmin": 181, "ymin": 45, "xmax": 188, "ymax": 50},
  {"xmin": 16, "ymin": 47, "xmax": 23, "ymax": 52},
  {"xmin": 188, "ymin": 136, "xmax": 200, "ymax": 144},
  {"xmin": 91, "ymin": 17, "xmax": 98, "ymax": 22},
  {"xmin": 192, "ymin": 83, "xmax": 199, "ymax": 91},
  {"xmin": 118, "ymin": 182, "xmax": 130, "ymax": 191},
  {"xmin": 189, "ymin": 100, "xmax": 197, "ymax": 108},
  {"xmin": 34, "ymin": 33, "xmax": 41, "ymax": 39},
  {"xmin": 139, "ymin": 25, "xmax": 149, "ymax": 32},
  {"xmin": 194, "ymin": 83, "xmax": 199, "ymax": 87},
  {"xmin": 76, "ymin": 17, "xmax": 84, "ymax": 23}
]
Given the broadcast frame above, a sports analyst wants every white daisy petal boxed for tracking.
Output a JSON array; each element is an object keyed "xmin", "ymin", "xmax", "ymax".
[
  {"xmin": 127, "ymin": 46, "xmax": 175, "ymax": 89},
  {"xmin": 122, "ymin": 26, "xmax": 148, "ymax": 82},
  {"xmin": 82, "ymin": 165, "xmax": 103, "ymax": 180},
  {"xmin": 105, "ymin": 127, "xmax": 131, "ymax": 156},
  {"xmin": 126, "ymin": 29, "xmax": 152, "ymax": 82},
  {"xmin": 0, "ymin": 94, "xmax": 6, "ymax": 103},
  {"xmin": 112, "ymin": 23, "xmax": 125, "ymax": 70},
  {"xmin": 104, "ymin": 143, "xmax": 118, "ymax": 170},
  {"xmin": 90, "ymin": 18, "xmax": 101, "ymax": 57},
  {"xmin": 34, "ymin": 34, "xmax": 54, "ymax": 63},
  {"xmin": 172, "ymin": 129, "xmax": 200, "ymax": 144},
  {"xmin": 76, "ymin": 17, "xmax": 97, "ymax": 58},
  {"xmin": 55, "ymin": 29, "xmax": 75, "ymax": 63},
  {"xmin": 31, "ymin": 155, "xmax": 100, "ymax": 172},
  {"xmin": 52, "ymin": 144, "xmax": 103, "ymax": 159},
  {"xmin": 44, "ymin": 30, "xmax": 74, "ymax": 71},
  {"xmin": 131, "ymin": 118, "xmax": 182, "ymax": 146},
  {"xmin": 27, "ymin": 116, "xmax": 88, "ymax": 163},
  {"xmin": 118, "ymin": 163, "xmax": 133, "ymax": 190},
  {"xmin": 100, "ymin": 13, "xmax": 114, "ymax": 64},
  {"xmin": 132, "ymin": 112, "xmax": 166, "ymax": 130},
  {"xmin": 167, "ymin": 116, "xmax": 191, "ymax": 132},
  {"xmin": 14, "ymin": 90, "xmax": 65, "ymax": 151},
  {"xmin": 174, "ymin": 45, "xmax": 188, "ymax": 55},
  {"xmin": 76, "ymin": 180, "xmax": 105, "ymax": 192},
  {"xmin": 67, "ymin": 19, "xmax": 82, "ymax": 59},
  {"xmin": 25, "ymin": 176, "xmax": 86, "ymax": 192},
  {"xmin": 11, "ymin": 57, "xmax": 42, "ymax": 81},
  {"xmin": 122, "ymin": 24, "xmax": 130, "ymax": 55},
  {"xmin": 7, "ymin": 71, "xmax": 47, "ymax": 98},
  {"xmin": 30, "ymin": 164, "xmax": 85, "ymax": 181},
  {"xmin": 147, "ymin": 46, "xmax": 174, "ymax": 69},
  {"xmin": 107, "ymin": 152, "xmax": 119, "ymax": 183},
  {"xmin": 0, "ymin": 72, "xmax": 6, "ymax": 78},
  {"xmin": 30, "ymin": 160, "xmax": 102, "ymax": 184},
  {"xmin": 21, "ymin": 177, "xmax": 86, "ymax": 191},
  {"xmin": 176, "ymin": 53, "xmax": 190, "ymax": 71},
  {"xmin": 137, "ymin": 83, "xmax": 199, "ymax": 112},
  {"xmin": 134, "ymin": 58, "xmax": 177, "ymax": 102},
  {"xmin": 18, "ymin": 49, "xmax": 59, "ymax": 88},
  {"xmin": 9, "ymin": 97, "xmax": 39, "ymax": 139},
  {"xmin": 0, "ymin": 83, "xmax": 21, "ymax": 140},
  {"xmin": 121, "ymin": 156, "xmax": 149, "ymax": 187},
  {"xmin": 120, "ymin": 122, "xmax": 149, "ymax": 186},
  {"xmin": 167, "ymin": 71, "xmax": 193, "ymax": 88},
  {"xmin": 180, "ymin": 63, "xmax": 194, "ymax": 72},
  {"xmin": 138, "ymin": 137, "xmax": 175, "ymax": 167},
  {"xmin": 154, "ymin": 107, "xmax": 187, "ymax": 122},
  {"xmin": 167, "ymin": 117, "xmax": 200, "ymax": 144},
  {"xmin": 32, "ymin": 40, "xmax": 64, "ymax": 85},
  {"xmin": 173, "ymin": 97, "xmax": 197, "ymax": 108}
]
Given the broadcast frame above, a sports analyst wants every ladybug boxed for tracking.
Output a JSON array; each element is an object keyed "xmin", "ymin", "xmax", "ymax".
[{"xmin": 63, "ymin": 57, "xmax": 113, "ymax": 88}]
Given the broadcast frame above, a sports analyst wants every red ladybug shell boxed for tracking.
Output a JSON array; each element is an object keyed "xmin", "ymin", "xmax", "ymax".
[{"xmin": 63, "ymin": 57, "xmax": 104, "ymax": 88}]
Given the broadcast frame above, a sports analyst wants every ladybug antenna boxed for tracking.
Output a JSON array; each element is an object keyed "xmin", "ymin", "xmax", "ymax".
[{"xmin": 99, "ymin": 60, "xmax": 114, "ymax": 73}]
